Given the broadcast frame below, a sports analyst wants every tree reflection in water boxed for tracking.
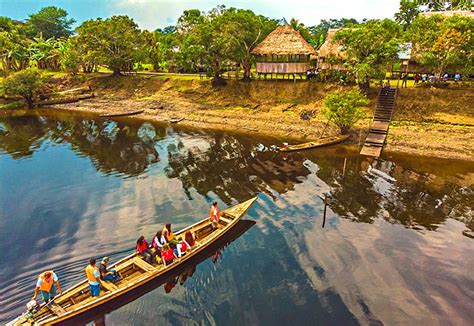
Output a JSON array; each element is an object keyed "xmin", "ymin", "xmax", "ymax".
[
  {"xmin": 0, "ymin": 114, "xmax": 163, "ymax": 176},
  {"xmin": 165, "ymin": 133, "xmax": 311, "ymax": 204},
  {"xmin": 0, "ymin": 113, "xmax": 472, "ymax": 236}
]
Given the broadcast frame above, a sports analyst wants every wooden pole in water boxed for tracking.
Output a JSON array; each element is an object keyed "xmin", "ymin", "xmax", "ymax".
[
  {"xmin": 342, "ymin": 157, "xmax": 347, "ymax": 177},
  {"xmin": 322, "ymin": 195, "xmax": 327, "ymax": 228}
]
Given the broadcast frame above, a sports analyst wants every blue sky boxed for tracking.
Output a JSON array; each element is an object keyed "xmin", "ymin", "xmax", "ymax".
[{"xmin": 1, "ymin": 0, "xmax": 401, "ymax": 30}]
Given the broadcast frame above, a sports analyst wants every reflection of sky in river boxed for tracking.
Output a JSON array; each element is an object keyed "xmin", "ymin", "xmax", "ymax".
[{"xmin": 0, "ymin": 113, "xmax": 473, "ymax": 325}]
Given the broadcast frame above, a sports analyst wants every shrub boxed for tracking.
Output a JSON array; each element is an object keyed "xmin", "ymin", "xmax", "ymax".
[
  {"xmin": 2, "ymin": 68, "xmax": 45, "ymax": 108},
  {"xmin": 322, "ymin": 88, "xmax": 369, "ymax": 134}
]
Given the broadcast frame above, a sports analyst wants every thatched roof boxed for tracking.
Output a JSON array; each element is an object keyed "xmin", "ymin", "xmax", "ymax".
[
  {"xmin": 421, "ymin": 10, "xmax": 474, "ymax": 18},
  {"xmin": 252, "ymin": 25, "xmax": 316, "ymax": 55},
  {"xmin": 318, "ymin": 29, "xmax": 346, "ymax": 58}
]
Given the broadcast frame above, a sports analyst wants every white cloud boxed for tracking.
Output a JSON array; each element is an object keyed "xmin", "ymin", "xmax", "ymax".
[{"xmin": 110, "ymin": 0, "xmax": 400, "ymax": 30}]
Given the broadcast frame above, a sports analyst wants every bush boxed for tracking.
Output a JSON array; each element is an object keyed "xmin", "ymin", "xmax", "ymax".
[
  {"xmin": 2, "ymin": 68, "xmax": 45, "ymax": 108},
  {"xmin": 322, "ymin": 88, "xmax": 369, "ymax": 134}
]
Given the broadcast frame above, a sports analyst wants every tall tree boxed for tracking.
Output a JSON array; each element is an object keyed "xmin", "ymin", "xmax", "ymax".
[
  {"xmin": 0, "ymin": 17, "xmax": 30, "ymax": 75},
  {"xmin": 395, "ymin": 0, "xmax": 472, "ymax": 28},
  {"xmin": 222, "ymin": 9, "xmax": 278, "ymax": 79},
  {"xmin": 334, "ymin": 19, "xmax": 401, "ymax": 90},
  {"xmin": 408, "ymin": 14, "xmax": 474, "ymax": 78},
  {"xmin": 75, "ymin": 16, "xmax": 143, "ymax": 75},
  {"xmin": 26, "ymin": 6, "xmax": 75, "ymax": 39},
  {"xmin": 308, "ymin": 18, "xmax": 359, "ymax": 48}
]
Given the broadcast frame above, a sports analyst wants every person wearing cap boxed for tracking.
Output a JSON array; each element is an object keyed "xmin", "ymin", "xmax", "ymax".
[
  {"xmin": 99, "ymin": 257, "xmax": 120, "ymax": 283},
  {"xmin": 32, "ymin": 270, "xmax": 62, "ymax": 303}
]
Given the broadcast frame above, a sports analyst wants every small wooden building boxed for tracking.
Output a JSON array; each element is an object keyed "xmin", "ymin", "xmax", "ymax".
[
  {"xmin": 317, "ymin": 28, "xmax": 347, "ymax": 71},
  {"xmin": 251, "ymin": 25, "xmax": 316, "ymax": 79}
]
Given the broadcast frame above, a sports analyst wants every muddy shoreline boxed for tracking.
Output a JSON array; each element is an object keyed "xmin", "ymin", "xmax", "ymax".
[{"xmin": 2, "ymin": 75, "xmax": 473, "ymax": 161}]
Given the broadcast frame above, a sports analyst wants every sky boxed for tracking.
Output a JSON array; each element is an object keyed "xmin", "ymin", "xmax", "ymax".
[{"xmin": 0, "ymin": 0, "xmax": 401, "ymax": 30}]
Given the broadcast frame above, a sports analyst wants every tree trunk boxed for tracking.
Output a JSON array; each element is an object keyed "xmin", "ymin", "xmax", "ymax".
[
  {"xmin": 112, "ymin": 68, "xmax": 122, "ymax": 76},
  {"xmin": 242, "ymin": 58, "xmax": 251, "ymax": 81},
  {"xmin": 25, "ymin": 96, "xmax": 34, "ymax": 109}
]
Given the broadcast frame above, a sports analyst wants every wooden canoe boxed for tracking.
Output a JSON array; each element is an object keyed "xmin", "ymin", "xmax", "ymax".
[
  {"xmin": 8, "ymin": 197, "xmax": 258, "ymax": 326},
  {"xmin": 169, "ymin": 117, "xmax": 184, "ymax": 123},
  {"xmin": 99, "ymin": 110, "xmax": 144, "ymax": 118},
  {"xmin": 279, "ymin": 134, "xmax": 350, "ymax": 152}
]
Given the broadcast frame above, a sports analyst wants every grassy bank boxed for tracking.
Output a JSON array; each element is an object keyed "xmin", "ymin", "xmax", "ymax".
[{"xmin": 2, "ymin": 73, "xmax": 473, "ymax": 161}]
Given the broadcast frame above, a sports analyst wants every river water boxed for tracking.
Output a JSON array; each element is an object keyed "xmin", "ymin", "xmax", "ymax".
[{"xmin": 0, "ymin": 111, "xmax": 473, "ymax": 325}]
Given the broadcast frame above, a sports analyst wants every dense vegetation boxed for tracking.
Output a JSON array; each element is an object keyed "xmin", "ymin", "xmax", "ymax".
[{"xmin": 0, "ymin": 2, "xmax": 472, "ymax": 87}]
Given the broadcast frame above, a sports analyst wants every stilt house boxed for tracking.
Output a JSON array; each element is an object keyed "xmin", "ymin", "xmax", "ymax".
[{"xmin": 251, "ymin": 25, "xmax": 316, "ymax": 79}]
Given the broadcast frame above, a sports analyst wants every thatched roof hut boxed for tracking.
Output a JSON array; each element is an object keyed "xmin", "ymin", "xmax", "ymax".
[
  {"xmin": 252, "ymin": 25, "xmax": 316, "ymax": 76},
  {"xmin": 318, "ymin": 29, "xmax": 346, "ymax": 59},
  {"xmin": 317, "ymin": 28, "xmax": 348, "ymax": 71},
  {"xmin": 252, "ymin": 25, "xmax": 316, "ymax": 56}
]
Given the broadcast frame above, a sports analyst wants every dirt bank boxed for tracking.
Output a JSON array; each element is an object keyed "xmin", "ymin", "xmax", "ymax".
[{"xmin": 4, "ymin": 74, "xmax": 473, "ymax": 161}]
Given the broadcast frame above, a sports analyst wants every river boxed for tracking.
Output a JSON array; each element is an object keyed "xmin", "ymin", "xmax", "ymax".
[{"xmin": 0, "ymin": 111, "xmax": 473, "ymax": 325}]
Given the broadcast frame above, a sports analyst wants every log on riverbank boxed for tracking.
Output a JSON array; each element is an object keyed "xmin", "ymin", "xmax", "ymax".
[
  {"xmin": 37, "ymin": 93, "xmax": 95, "ymax": 106},
  {"xmin": 42, "ymin": 86, "xmax": 92, "ymax": 98}
]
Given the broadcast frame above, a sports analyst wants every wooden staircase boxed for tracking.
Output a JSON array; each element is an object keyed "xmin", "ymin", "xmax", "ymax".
[{"xmin": 360, "ymin": 87, "xmax": 397, "ymax": 157}]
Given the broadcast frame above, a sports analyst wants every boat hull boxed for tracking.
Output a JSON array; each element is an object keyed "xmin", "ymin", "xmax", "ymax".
[{"xmin": 279, "ymin": 135, "xmax": 350, "ymax": 152}]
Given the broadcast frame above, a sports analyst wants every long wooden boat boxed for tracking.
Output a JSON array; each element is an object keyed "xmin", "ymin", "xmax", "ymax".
[
  {"xmin": 99, "ymin": 110, "xmax": 144, "ymax": 118},
  {"xmin": 7, "ymin": 197, "xmax": 258, "ymax": 326},
  {"xmin": 278, "ymin": 134, "xmax": 350, "ymax": 152}
]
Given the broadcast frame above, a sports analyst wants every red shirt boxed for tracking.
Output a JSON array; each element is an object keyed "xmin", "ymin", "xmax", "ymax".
[
  {"xmin": 162, "ymin": 248, "xmax": 174, "ymax": 261},
  {"xmin": 136, "ymin": 240, "xmax": 149, "ymax": 254}
]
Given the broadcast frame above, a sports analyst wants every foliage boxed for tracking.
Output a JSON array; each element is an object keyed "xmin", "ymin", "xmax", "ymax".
[
  {"xmin": 220, "ymin": 8, "xmax": 278, "ymax": 79},
  {"xmin": 407, "ymin": 14, "xmax": 474, "ymax": 78},
  {"xmin": 0, "ymin": 17, "xmax": 31, "ymax": 75},
  {"xmin": 59, "ymin": 38, "xmax": 81, "ymax": 74},
  {"xmin": 322, "ymin": 88, "xmax": 369, "ymax": 134},
  {"xmin": 26, "ymin": 6, "xmax": 75, "ymax": 39},
  {"xmin": 395, "ymin": 0, "xmax": 421, "ymax": 27},
  {"xmin": 395, "ymin": 0, "xmax": 472, "ymax": 28},
  {"xmin": 308, "ymin": 18, "xmax": 359, "ymax": 48},
  {"xmin": 2, "ymin": 68, "xmax": 45, "ymax": 108},
  {"xmin": 76, "ymin": 16, "xmax": 144, "ymax": 75},
  {"xmin": 334, "ymin": 19, "xmax": 401, "ymax": 89}
]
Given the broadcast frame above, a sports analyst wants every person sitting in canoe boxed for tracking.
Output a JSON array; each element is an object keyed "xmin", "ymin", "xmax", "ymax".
[
  {"xmin": 152, "ymin": 230, "xmax": 167, "ymax": 257},
  {"xmin": 85, "ymin": 259, "xmax": 101, "ymax": 297},
  {"xmin": 210, "ymin": 201, "xmax": 220, "ymax": 229},
  {"xmin": 162, "ymin": 224, "xmax": 178, "ymax": 247},
  {"xmin": 136, "ymin": 235, "xmax": 154, "ymax": 264},
  {"xmin": 32, "ymin": 270, "xmax": 63, "ymax": 303},
  {"xmin": 174, "ymin": 237, "xmax": 191, "ymax": 258},
  {"xmin": 99, "ymin": 257, "xmax": 120, "ymax": 283},
  {"xmin": 162, "ymin": 243, "xmax": 177, "ymax": 266},
  {"xmin": 185, "ymin": 230, "xmax": 198, "ymax": 248}
]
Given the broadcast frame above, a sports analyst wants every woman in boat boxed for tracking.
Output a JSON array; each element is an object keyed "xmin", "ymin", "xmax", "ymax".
[
  {"xmin": 152, "ymin": 230, "xmax": 166, "ymax": 257},
  {"xmin": 162, "ymin": 224, "xmax": 178, "ymax": 247},
  {"xmin": 136, "ymin": 235, "xmax": 154, "ymax": 264},
  {"xmin": 184, "ymin": 230, "xmax": 197, "ymax": 248},
  {"xmin": 161, "ymin": 243, "xmax": 176, "ymax": 267}
]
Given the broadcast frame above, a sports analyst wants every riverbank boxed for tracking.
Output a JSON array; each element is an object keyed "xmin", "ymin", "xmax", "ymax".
[{"xmin": 2, "ymin": 74, "xmax": 473, "ymax": 161}]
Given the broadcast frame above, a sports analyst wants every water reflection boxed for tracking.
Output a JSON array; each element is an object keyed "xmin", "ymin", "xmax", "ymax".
[
  {"xmin": 0, "ymin": 114, "xmax": 162, "ymax": 176},
  {"xmin": 0, "ymin": 112, "xmax": 473, "ymax": 325}
]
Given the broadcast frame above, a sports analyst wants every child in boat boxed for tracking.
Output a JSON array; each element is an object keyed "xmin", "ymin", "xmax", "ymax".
[
  {"xmin": 184, "ymin": 230, "xmax": 197, "ymax": 248},
  {"xmin": 161, "ymin": 243, "xmax": 176, "ymax": 266},
  {"xmin": 152, "ymin": 230, "xmax": 166, "ymax": 257},
  {"xmin": 174, "ymin": 237, "xmax": 191, "ymax": 258},
  {"xmin": 136, "ymin": 235, "xmax": 154, "ymax": 264}
]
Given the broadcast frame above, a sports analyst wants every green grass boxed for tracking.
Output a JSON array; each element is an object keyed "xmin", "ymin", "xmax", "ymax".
[{"xmin": 0, "ymin": 100, "xmax": 24, "ymax": 109}]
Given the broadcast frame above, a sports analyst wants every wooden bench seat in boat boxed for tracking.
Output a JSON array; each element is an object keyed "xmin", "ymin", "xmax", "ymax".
[
  {"xmin": 100, "ymin": 281, "xmax": 118, "ymax": 292},
  {"xmin": 48, "ymin": 303, "xmax": 66, "ymax": 316}
]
